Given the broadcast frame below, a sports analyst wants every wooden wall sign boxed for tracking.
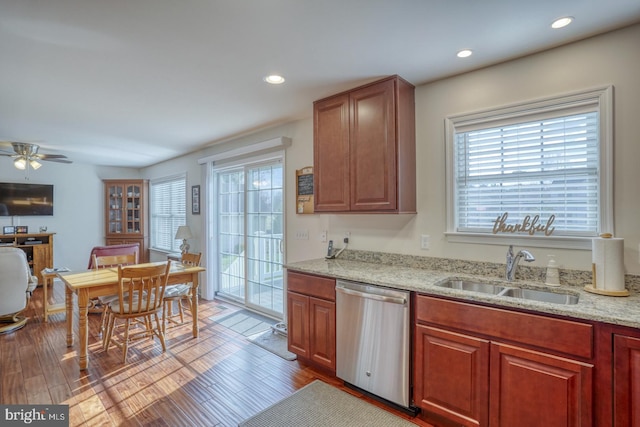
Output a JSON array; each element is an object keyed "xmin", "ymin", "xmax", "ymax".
[{"xmin": 296, "ymin": 167, "xmax": 314, "ymax": 214}]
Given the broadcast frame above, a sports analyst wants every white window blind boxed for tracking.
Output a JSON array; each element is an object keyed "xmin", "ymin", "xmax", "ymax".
[
  {"xmin": 150, "ymin": 175, "xmax": 186, "ymax": 252},
  {"xmin": 446, "ymin": 86, "xmax": 613, "ymax": 247},
  {"xmin": 455, "ymin": 112, "xmax": 599, "ymax": 236}
]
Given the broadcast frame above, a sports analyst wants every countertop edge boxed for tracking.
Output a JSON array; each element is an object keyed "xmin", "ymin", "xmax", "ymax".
[{"xmin": 285, "ymin": 258, "xmax": 640, "ymax": 329}]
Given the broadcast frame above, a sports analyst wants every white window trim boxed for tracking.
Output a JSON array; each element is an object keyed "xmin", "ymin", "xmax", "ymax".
[{"xmin": 444, "ymin": 85, "xmax": 613, "ymax": 250}]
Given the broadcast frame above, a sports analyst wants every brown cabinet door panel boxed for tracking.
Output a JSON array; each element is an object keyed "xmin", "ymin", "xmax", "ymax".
[
  {"xmin": 309, "ymin": 297, "xmax": 336, "ymax": 370},
  {"xmin": 614, "ymin": 334, "xmax": 640, "ymax": 427},
  {"xmin": 350, "ymin": 78, "xmax": 397, "ymax": 211},
  {"xmin": 313, "ymin": 94, "xmax": 350, "ymax": 212},
  {"xmin": 415, "ymin": 325, "xmax": 489, "ymax": 427},
  {"xmin": 490, "ymin": 342, "xmax": 593, "ymax": 427},
  {"xmin": 287, "ymin": 292, "xmax": 310, "ymax": 358}
]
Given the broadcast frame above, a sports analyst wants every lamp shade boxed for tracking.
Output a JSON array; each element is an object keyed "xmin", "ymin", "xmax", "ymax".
[{"xmin": 175, "ymin": 225, "xmax": 193, "ymax": 240}]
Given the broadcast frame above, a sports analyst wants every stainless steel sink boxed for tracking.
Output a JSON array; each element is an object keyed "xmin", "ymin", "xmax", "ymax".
[
  {"xmin": 437, "ymin": 280, "xmax": 508, "ymax": 295},
  {"xmin": 500, "ymin": 288, "xmax": 579, "ymax": 305},
  {"xmin": 437, "ymin": 279, "xmax": 579, "ymax": 305}
]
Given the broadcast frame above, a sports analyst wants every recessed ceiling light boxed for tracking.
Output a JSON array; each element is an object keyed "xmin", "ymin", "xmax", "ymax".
[
  {"xmin": 264, "ymin": 75, "xmax": 285, "ymax": 84},
  {"xmin": 551, "ymin": 16, "xmax": 573, "ymax": 29},
  {"xmin": 457, "ymin": 49, "xmax": 473, "ymax": 58}
]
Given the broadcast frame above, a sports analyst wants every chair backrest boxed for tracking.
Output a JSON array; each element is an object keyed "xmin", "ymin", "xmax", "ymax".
[
  {"xmin": 181, "ymin": 252, "xmax": 202, "ymax": 267},
  {"xmin": 93, "ymin": 253, "xmax": 137, "ymax": 270},
  {"xmin": 87, "ymin": 243, "xmax": 140, "ymax": 269},
  {"xmin": 115, "ymin": 262, "xmax": 171, "ymax": 315},
  {"xmin": 0, "ymin": 247, "xmax": 31, "ymax": 315}
]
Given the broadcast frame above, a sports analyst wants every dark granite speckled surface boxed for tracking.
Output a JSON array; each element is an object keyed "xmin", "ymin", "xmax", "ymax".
[{"xmin": 286, "ymin": 250, "xmax": 640, "ymax": 329}]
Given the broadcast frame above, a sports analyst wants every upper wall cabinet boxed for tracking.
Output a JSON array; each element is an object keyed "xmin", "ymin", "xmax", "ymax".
[{"xmin": 313, "ymin": 75, "xmax": 416, "ymax": 213}]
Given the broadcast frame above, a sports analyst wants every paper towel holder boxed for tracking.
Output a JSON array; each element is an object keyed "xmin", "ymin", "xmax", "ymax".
[{"xmin": 584, "ymin": 233, "xmax": 630, "ymax": 297}]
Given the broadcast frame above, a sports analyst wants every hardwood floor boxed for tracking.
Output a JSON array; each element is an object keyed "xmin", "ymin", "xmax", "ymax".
[{"xmin": 0, "ymin": 283, "xmax": 434, "ymax": 427}]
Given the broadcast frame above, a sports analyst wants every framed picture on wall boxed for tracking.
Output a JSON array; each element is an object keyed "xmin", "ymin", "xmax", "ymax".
[{"xmin": 192, "ymin": 185, "xmax": 200, "ymax": 215}]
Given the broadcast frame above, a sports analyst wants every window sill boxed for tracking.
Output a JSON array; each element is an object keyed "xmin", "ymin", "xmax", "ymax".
[{"xmin": 445, "ymin": 232, "xmax": 592, "ymax": 250}]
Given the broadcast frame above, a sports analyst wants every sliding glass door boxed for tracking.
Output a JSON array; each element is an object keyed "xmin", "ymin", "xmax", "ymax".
[{"xmin": 215, "ymin": 159, "xmax": 284, "ymax": 317}]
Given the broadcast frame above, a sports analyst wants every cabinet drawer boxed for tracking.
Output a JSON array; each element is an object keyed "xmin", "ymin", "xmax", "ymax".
[
  {"xmin": 287, "ymin": 271, "xmax": 336, "ymax": 301},
  {"xmin": 416, "ymin": 295, "xmax": 593, "ymax": 359}
]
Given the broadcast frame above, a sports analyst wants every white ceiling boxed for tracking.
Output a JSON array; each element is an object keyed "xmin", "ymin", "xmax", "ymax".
[{"xmin": 1, "ymin": 0, "xmax": 639, "ymax": 167}]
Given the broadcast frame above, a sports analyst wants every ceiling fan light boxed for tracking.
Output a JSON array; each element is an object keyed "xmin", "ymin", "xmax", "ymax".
[
  {"xmin": 14, "ymin": 157, "xmax": 27, "ymax": 170},
  {"xmin": 30, "ymin": 159, "xmax": 42, "ymax": 170}
]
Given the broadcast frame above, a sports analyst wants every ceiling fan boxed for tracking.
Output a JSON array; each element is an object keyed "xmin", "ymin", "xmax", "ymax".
[{"xmin": 0, "ymin": 142, "xmax": 72, "ymax": 170}]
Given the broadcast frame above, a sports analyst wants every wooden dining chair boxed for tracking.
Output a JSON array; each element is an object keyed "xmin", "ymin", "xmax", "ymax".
[
  {"xmin": 162, "ymin": 252, "xmax": 202, "ymax": 334},
  {"xmin": 93, "ymin": 252, "xmax": 138, "ymax": 338},
  {"xmin": 103, "ymin": 262, "xmax": 171, "ymax": 363}
]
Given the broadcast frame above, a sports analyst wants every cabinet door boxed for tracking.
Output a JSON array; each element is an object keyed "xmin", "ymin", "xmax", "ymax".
[
  {"xmin": 309, "ymin": 296, "xmax": 336, "ymax": 370},
  {"xmin": 124, "ymin": 183, "xmax": 143, "ymax": 234},
  {"xmin": 32, "ymin": 244, "xmax": 52, "ymax": 284},
  {"xmin": 490, "ymin": 342, "xmax": 593, "ymax": 427},
  {"xmin": 613, "ymin": 334, "xmax": 640, "ymax": 427},
  {"xmin": 287, "ymin": 291, "xmax": 310, "ymax": 358},
  {"xmin": 313, "ymin": 94, "xmax": 350, "ymax": 212},
  {"xmin": 106, "ymin": 182, "xmax": 126, "ymax": 234},
  {"xmin": 349, "ymin": 78, "xmax": 397, "ymax": 211},
  {"xmin": 415, "ymin": 324, "xmax": 490, "ymax": 427}
]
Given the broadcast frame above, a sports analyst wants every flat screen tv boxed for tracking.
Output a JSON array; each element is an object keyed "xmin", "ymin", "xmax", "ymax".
[{"xmin": 0, "ymin": 182, "xmax": 54, "ymax": 216}]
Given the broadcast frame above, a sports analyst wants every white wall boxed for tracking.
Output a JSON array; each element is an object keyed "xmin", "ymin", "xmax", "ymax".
[
  {"xmin": 282, "ymin": 23, "xmax": 640, "ymax": 274},
  {"xmin": 0, "ymin": 162, "xmax": 142, "ymax": 270},
  {"xmin": 3, "ymin": 23, "xmax": 638, "ymax": 277}
]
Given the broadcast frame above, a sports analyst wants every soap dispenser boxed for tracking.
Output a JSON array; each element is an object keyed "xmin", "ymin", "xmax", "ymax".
[{"xmin": 545, "ymin": 255, "xmax": 561, "ymax": 287}]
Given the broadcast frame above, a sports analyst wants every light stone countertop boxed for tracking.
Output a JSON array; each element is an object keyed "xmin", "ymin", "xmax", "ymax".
[{"xmin": 286, "ymin": 256, "xmax": 640, "ymax": 329}]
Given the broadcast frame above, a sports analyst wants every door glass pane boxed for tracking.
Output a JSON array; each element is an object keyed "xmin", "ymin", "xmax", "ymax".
[
  {"xmin": 246, "ymin": 163, "xmax": 283, "ymax": 314},
  {"xmin": 217, "ymin": 169, "xmax": 245, "ymax": 301},
  {"xmin": 215, "ymin": 161, "xmax": 284, "ymax": 316}
]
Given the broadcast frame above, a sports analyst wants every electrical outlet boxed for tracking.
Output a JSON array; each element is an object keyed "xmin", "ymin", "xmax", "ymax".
[
  {"xmin": 295, "ymin": 230, "xmax": 309, "ymax": 240},
  {"xmin": 343, "ymin": 231, "xmax": 351, "ymax": 244},
  {"xmin": 320, "ymin": 230, "xmax": 327, "ymax": 242},
  {"xmin": 421, "ymin": 234, "xmax": 430, "ymax": 250}
]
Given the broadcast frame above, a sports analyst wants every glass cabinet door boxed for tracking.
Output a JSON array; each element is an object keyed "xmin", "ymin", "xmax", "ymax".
[
  {"xmin": 126, "ymin": 184, "xmax": 142, "ymax": 233},
  {"xmin": 107, "ymin": 183, "xmax": 124, "ymax": 234}
]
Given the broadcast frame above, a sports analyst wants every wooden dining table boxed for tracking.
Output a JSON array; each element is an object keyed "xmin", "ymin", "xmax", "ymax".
[{"xmin": 58, "ymin": 261, "xmax": 205, "ymax": 370}]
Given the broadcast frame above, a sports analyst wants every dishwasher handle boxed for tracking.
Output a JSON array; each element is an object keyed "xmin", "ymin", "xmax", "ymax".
[{"xmin": 336, "ymin": 286, "xmax": 407, "ymax": 305}]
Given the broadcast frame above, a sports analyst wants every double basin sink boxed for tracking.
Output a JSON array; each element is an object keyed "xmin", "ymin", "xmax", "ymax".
[{"xmin": 437, "ymin": 279, "xmax": 579, "ymax": 305}]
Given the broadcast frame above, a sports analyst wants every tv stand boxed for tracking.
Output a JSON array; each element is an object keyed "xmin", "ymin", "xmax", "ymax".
[{"xmin": 0, "ymin": 232, "xmax": 54, "ymax": 283}]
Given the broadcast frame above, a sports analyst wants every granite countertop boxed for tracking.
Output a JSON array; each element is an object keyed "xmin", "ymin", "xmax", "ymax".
[{"xmin": 286, "ymin": 256, "xmax": 640, "ymax": 329}]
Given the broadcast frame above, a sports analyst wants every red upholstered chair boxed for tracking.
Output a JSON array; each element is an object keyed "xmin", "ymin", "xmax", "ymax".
[{"xmin": 87, "ymin": 243, "xmax": 140, "ymax": 269}]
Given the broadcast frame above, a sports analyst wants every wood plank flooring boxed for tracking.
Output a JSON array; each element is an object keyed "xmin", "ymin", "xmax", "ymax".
[{"xmin": 0, "ymin": 283, "xmax": 434, "ymax": 427}]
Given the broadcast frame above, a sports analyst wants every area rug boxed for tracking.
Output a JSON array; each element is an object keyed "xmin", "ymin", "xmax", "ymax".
[
  {"xmin": 247, "ymin": 330, "xmax": 297, "ymax": 361},
  {"xmin": 238, "ymin": 380, "xmax": 416, "ymax": 427},
  {"xmin": 209, "ymin": 309, "xmax": 275, "ymax": 337}
]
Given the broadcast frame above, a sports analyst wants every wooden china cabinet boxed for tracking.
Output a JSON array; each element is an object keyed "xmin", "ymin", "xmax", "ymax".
[{"xmin": 103, "ymin": 179, "xmax": 149, "ymax": 262}]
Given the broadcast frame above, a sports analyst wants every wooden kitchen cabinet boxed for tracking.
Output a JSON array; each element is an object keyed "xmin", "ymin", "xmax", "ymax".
[
  {"xmin": 286, "ymin": 270, "xmax": 336, "ymax": 372},
  {"xmin": 490, "ymin": 342, "xmax": 592, "ymax": 427},
  {"xmin": 313, "ymin": 75, "xmax": 416, "ymax": 213},
  {"xmin": 103, "ymin": 179, "xmax": 149, "ymax": 262},
  {"xmin": 613, "ymin": 333, "xmax": 640, "ymax": 427},
  {"xmin": 414, "ymin": 324, "xmax": 490, "ymax": 427},
  {"xmin": 414, "ymin": 295, "xmax": 594, "ymax": 427}
]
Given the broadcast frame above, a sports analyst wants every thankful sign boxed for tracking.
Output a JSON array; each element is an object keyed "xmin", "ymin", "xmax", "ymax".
[{"xmin": 492, "ymin": 212, "xmax": 556, "ymax": 236}]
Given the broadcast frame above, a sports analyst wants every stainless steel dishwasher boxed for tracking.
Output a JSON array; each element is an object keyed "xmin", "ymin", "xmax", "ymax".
[{"xmin": 336, "ymin": 279, "xmax": 412, "ymax": 410}]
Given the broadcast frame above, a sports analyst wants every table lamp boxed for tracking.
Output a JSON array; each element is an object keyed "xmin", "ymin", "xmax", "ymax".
[{"xmin": 175, "ymin": 225, "xmax": 193, "ymax": 254}]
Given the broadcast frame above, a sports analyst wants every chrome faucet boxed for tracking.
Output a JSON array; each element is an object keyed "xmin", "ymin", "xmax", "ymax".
[{"xmin": 505, "ymin": 245, "xmax": 535, "ymax": 281}]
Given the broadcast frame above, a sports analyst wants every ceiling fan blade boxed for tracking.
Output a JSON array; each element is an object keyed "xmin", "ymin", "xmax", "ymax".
[
  {"xmin": 36, "ymin": 154, "xmax": 69, "ymax": 160},
  {"xmin": 40, "ymin": 157, "xmax": 73, "ymax": 164}
]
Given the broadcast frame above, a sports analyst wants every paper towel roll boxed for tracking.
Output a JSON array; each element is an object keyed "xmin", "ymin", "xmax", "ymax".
[{"xmin": 592, "ymin": 236, "xmax": 625, "ymax": 291}]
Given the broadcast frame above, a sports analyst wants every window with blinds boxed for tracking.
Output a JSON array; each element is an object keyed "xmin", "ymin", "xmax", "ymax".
[
  {"xmin": 446, "ymin": 86, "xmax": 612, "ymax": 245},
  {"xmin": 150, "ymin": 175, "xmax": 186, "ymax": 252}
]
